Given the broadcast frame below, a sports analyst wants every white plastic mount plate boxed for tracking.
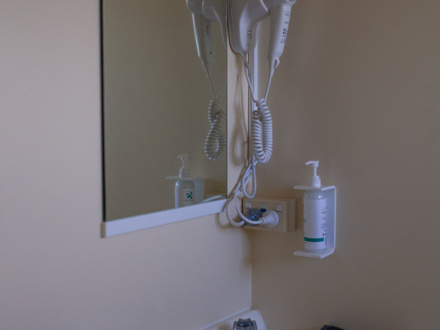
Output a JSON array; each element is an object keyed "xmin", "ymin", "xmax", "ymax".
[{"xmin": 242, "ymin": 196, "xmax": 295, "ymax": 232}]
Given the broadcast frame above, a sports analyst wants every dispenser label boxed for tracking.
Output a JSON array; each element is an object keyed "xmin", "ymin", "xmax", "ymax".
[
  {"xmin": 184, "ymin": 190, "xmax": 193, "ymax": 200},
  {"xmin": 303, "ymin": 199, "xmax": 327, "ymax": 250},
  {"xmin": 183, "ymin": 189, "xmax": 194, "ymax": 205}
]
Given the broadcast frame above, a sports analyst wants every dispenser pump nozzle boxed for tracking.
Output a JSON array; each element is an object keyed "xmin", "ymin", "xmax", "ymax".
[
  {"xmin": 178, "ymin": 154, "xmax": 191, "ymax": 178},
  {"xmin": 305, "ymin": 160, "xmax": 321, "ymax": 188}
]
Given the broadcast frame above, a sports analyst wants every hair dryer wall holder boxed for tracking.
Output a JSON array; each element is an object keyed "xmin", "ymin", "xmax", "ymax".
[{"xmin": 293, "ymin": 185, "xmax": 337, "ymax": 259}]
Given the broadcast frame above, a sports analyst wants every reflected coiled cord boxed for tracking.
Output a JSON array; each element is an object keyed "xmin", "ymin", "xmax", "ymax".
[
  {"xmin": 205, "ymin": 98, "xmax": 226, "ymax": 161},
  {"xmin": 202, "ymin": 62, "xmax": 226, "ymax": 161}
]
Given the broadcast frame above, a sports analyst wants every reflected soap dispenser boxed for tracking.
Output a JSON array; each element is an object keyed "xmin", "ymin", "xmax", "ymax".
[
  {"xmin": 303, "ymin": 161, "xmax": 328, "ymax": 251},
  {"xmin": 175, "ymin": 154, "xmax": 196, "ymax": 208}
]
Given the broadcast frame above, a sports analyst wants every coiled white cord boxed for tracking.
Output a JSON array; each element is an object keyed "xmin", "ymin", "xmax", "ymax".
[
  {"xmin": 201, "ymin": 62, "xmax": 227, "ymax": 161},
  {"xmin": 205, "ymin": 97, "xmax": 226, "ymax": 161},
  {"xmin": 252, "ymin": 99, "xmax": 273, "ymax": 164},
  {"xmin": 225, "ymin": 54, "xmax": 276, "ymax": 227}
]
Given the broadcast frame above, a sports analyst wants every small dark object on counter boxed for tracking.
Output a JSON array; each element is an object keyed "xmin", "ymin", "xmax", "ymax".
[{"xmin": 321, "ymin": 326, "xmax": 344, "ymax": 330}]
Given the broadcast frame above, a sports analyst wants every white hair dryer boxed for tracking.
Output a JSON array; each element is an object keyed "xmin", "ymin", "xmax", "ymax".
[{"xmin": 228, "ymin": 0, "xmax": 296, "ymax": 72}]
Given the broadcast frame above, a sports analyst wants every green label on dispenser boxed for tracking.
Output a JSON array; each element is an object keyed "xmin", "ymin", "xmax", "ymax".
[
  {"xmin": 304, "ymin": 237, "xmax": 325, "ymax": 242},
  {"xmin": 184, "ymin": 190, "xmax": 193, "ymax": 200}
]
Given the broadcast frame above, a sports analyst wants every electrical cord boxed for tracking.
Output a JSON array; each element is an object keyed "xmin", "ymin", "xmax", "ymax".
[
  {"xmin": 205, "ymin": 94, "xmax": 226, "ymax": 161},
  {"xmin": 225, "ymin": 54, "xmax": 276, "ymax": 227},
  {"xmin": 252, "ymin": 99, "xmax": 273, "ymax": 164},
  {"xmin": 202, "ymin": 62, "xmax": 226, "ymax": 161}
]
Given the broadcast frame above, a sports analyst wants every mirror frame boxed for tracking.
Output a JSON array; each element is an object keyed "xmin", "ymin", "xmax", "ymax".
[{"xmin": 101, "ymin": 200, "xmax": 227, "ymax": 237}]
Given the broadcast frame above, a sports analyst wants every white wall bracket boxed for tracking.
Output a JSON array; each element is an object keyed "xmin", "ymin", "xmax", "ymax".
[{"xmin": 293, "ymin": 185, "xmax": 337, "ymax": 259}]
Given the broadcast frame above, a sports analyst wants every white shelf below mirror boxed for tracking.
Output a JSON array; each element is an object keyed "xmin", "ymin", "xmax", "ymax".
[{"xmin": 101, "ymin": 199, "xmax": 227, "ymax": 237}]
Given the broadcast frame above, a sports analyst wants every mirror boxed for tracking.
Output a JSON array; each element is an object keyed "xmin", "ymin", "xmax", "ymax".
[{"xmin": 102, "ymin": 0, "xmax": 227, "ymax": 222}]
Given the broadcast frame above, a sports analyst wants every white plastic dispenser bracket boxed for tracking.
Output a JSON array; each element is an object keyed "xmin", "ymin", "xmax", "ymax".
[{"xmin": 294, "ymin": 161, "xmax": 337, "ymax": 259}]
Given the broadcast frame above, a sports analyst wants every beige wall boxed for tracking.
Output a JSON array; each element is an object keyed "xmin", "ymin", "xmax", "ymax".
[
  {"xmin": 252, "ymin": 0, "xmax": 440, "ymax": 329},
  {"xmin": 0, "ymin": 1, "xmax": 250, "ymax": 329},
  {"xmin": 3, "ymin": 0, "xmax": 440, "ymax": 329}
]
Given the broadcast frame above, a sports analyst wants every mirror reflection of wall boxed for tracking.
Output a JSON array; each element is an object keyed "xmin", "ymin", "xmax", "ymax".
[{"xmin": 102, "ymin": 0, "xmax": 227, "ymax": 221}]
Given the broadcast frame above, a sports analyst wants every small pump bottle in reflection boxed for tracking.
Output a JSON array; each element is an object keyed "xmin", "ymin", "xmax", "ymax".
[{"xmin": 175, "ymin": 154, "xmax": 196, "ymax": 208}]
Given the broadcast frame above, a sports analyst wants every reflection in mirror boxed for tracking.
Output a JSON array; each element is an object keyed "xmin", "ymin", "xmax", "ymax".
[{"xmin": 102, "ymin": 0, "xmax": 227, "ymax": 221}]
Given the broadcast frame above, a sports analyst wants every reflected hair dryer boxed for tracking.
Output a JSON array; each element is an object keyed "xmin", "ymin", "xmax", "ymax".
[
  {"xmin": 228, "ymin": 0, "xmax": 296, "ymax": 72},
  {"xmin": 186, "ymin": 0, "xmax": 227, "ymax": 75},
  {"xmin": 187, "ymin": 0, "xmax": 228, "ymax": 161}
]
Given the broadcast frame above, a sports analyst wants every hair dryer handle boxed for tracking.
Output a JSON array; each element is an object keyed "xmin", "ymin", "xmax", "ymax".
[
  {"xmin": 187, "ymin": 0, "xmax": 214, "ymax": 65},
  {"xmin": 268, "ymin": 2, "xmax": 293, "ymax": 71},
  {"xmin": 202, "ymin": 0, "xmax": 227, "ymax": 47},
  {"xmin": 228, "ymin": 0, "xmax": 269, "ymax": 54},
  {"xmin": 191, "ymin": 14, "xmax": 214, "ymax": 65}
]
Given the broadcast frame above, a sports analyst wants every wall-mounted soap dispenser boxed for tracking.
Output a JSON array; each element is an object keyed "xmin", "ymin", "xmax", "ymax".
[{"xmin": 294, "ymin": 160, "xmax": 337, "ymax": 259}]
